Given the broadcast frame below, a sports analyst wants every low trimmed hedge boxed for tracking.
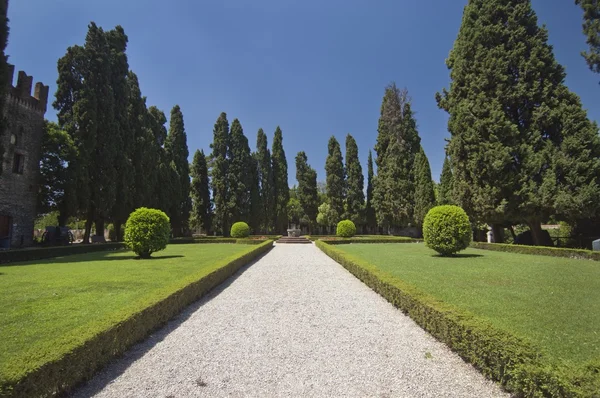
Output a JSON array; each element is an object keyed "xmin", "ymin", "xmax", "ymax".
[
  {"xmin": 169, "ymin": 237, "xmax": 267, "ymax": 245},
  {"xmin": 316, "ymin": 240, "xmax": 600, "ymax": 397},
  {"xmin": 0, "ymin": 240, "xmax": 274, "ymax": 398},
  {"xmin": 310, "ymin": 236, "xmax": 421, "ymax": 244},
  {"xmin": 0, "ymin": 243, "xmax": 125, "ymax": 265},
  {"xmin": 471, "ymin": 242, "xmax": 600, "ymax": 261}
]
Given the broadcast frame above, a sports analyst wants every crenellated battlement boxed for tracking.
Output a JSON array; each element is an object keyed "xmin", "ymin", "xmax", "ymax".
[{"xmin": 5, "ymin": 64, "xmax": 48, "ymax": 114}]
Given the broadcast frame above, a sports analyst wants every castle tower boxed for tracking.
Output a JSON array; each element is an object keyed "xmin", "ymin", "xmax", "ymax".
[{"xmin": 0, "ymin": 65, "xmax": 49, "ymax": 248}]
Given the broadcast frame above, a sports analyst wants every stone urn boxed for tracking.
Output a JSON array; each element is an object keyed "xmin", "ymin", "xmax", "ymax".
[{"xmin": 287, "ymin": 223, "xmax": 301, "ymax": 237}]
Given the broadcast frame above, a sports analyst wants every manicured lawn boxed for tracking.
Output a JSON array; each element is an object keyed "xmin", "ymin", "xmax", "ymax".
[
  {"xmin": 337, "ymin": 243, "xmax": 600, "ymax": 365},
  {"xmin": 0, "ymin": 244, "xmax": 255, "ymax": 382}
]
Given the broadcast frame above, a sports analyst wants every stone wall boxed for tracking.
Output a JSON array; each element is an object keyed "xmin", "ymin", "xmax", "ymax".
[{"xmin": 0, "ymin": 66, "xmax": 48, "ymax": 248}]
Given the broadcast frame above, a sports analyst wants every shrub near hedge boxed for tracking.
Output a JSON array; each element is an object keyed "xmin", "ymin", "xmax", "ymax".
[
  {"xmin": 315, "ymin": 240, "xmax": 600, "ymax": 397},
  {"xmin": 336, "ymin": 220, "xmax": 357, "ymax": 238},
  {"xmin": 230, "ymin": 222, "xmax": 250, "ymax": 238},
  {"xmin": 0, "ymin": 240, "xmax": 274, "ymax": 398},
  {"xmin": 423, "ymin": 205, "xmax": 471, "ymax": 256},
  {"xmin": 124, "ymin": 208, "xmax": 171, "ymax": 258}
]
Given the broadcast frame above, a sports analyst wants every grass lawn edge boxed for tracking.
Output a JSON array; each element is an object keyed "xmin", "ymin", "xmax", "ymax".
[
  {"xmin": 0, "ymin": 240, "xmax": 274, "ymax": 398},
  {"xmin": 315, "ymin": 240, "xmax": 600, "ymax": 398}
]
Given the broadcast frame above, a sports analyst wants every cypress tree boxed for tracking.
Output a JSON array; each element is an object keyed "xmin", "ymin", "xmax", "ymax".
[
  {"xmin": 0, "ymin": 0, "xmax": 8, "ymax": 175},
  {"xmin": 271, "ymin": 126, "xmax": 289, "ymax": 234},
  {"xmin": 165, "ymin": 105, "xmax": 191, "ymax": 236},
  {"xmin": 576, "ymin": 0, "xmax": 600, "ymax": 77},
  {"xmin": 365, "ymin": 150, "xmax": 377, "ymax": 232},
  {"xmin": 295, "ymin": 151, "xmax": 319, "ymax": 232},
  {"xmin": 372, "ymin": 85, "xmax": 421, "ymax": 230},
  {"xmin": 256, "ymin": 129, "xmax": 275, "ymax": 233},
  {"xmin": 248, "ymin": 154, "xmax": 262, "ymax": 233},
  {"xmin": 344, "ymin": 134, "xmax": 364, "ymax": 225},
  {"xmin": 210, "ymin": 113, "xmax": 230, "ymax": 235},
  {"xmin": 127, "ymin": 72, "xmax": 150, "ymax": 209},
  {"xmin": 227, "ymin": 119, "xmax": 252, "ymax": 224},
  {"xmin": 325, "ymin": 136, "xmax": 345, "ymax": 223},
  {"xmin": 413, "ymin": 146, "xmax": 436, "ymax": 227},
  {"xmin": 147, "ymin": 106, "xmax": 169, "ymax": 212},
  {"xmin": 190, "ymin": 149, "xmax": 212, "ymax": 233},
  {"xmin": 436, "ymin": 0, "xmax": 600, "ymax": 245},
  {"xmin": 438, "ymin": 156, "xmax": 455, "ymax": 205}
]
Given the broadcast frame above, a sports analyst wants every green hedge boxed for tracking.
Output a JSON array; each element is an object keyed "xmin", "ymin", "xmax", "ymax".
[
  {"xmin": 310, "ymin": 236, "xmax": 421, "ymax": 244},
  {"xmin": 0, "ymin": 240, "xmax": 274, "ymax": 398},
  {"xmin": 315, "ymin": 240, "xmax": 600, "ymax": 397},
  {"xmin": 471, "ymin": 242, "xmax": 600, "ymax": 261},
  {"xmin": 169, "ymin": 237, "xmax": 267, "ymax": 245},
  {"xmin": 0, "ymin": 243, "xmax": 125, "ymax": 265}
]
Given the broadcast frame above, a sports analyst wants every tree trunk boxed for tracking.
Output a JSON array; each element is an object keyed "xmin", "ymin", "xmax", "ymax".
[
  {"xmin": 83, "ymin": 218, "xmax": 92, "ymax": 244},
  {"xmin": 57, "ymin": 212, "xmax": 68, "ymax": 227},
  {"xmin": 528, "ymin": 220, "xmax": 551, "ymax": 247},
  {"xmin": 491, "ymin": 224, "xmax": 505, "ymax": 243},
  {"xmin": 115, "ymin": 221, "xmax": 122, "ymax": 242},
  {"xmin": 509, "ymin": 225, "xmax": 517, "ymax": 241},
  {"xmin": 95, "ymin": 219, "xmax": 105, "ymax": 238}
]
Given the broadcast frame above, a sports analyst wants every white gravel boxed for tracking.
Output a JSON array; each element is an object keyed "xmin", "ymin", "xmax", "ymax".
[{"xmin": 72, "ymin": 243, "xmax": 509, "ymax": 398}]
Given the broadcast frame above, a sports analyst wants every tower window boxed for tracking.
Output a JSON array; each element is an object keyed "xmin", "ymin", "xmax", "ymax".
[{"xmin": 12, "ymin": 153, "xmax": 24, "ymax": 174}]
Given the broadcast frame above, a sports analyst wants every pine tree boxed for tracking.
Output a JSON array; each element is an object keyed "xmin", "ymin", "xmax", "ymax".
[
  {"xmin": 0, "ymin": 0, "xmax": 8, "ymax": 175},
  {"xmin": 295, "ymin": 151, "xmax": 319, "ymax": 232},
  {"xmin": 413, "ymin": 147, "xmax": 436, "ymax": 227},
  {"xmin": 227, "ymin": 119, "xmax": 252, "ymax": 224},
  {"xmin": 325, "ymin": 136, "xmax": 345, "ymax": 223},
  {"xmin": 256, "ymin": 129, "xmax": 275, "ymax": 233},
  {"xmin": 165, "ymin": 105, "xmax": 191, "ymax": 236},
  {"xmin": 372, "ymin": 85, "xmax": 421, "ymax": 230},
  {"xmin": 190, "ymin": 149, "xmax": 212, "ymax": 233},
  {"xmin": 271, "ymin": 126, "xmax": 289, "ymax": 234},
  {"xmin": 210, "ymin": 113, "xmax": 230, "ymax": 235},
  {"xmin": 344, "ymin": 134, "xmax": 364, "ymax": 225},
  {"xmin": 576, "ymin": 0, "xmax": 600, "ymax": 77},
  {"xmin": 365, "ymin": 150, "xmax": 377, "ymax": 231},
  {"xmin": 438, "ymin": 156, "xmax": 455, "ymax": 205},
  {"xmin": 436, "ymin": 0, "xmax": 600, "ymax": 245}
]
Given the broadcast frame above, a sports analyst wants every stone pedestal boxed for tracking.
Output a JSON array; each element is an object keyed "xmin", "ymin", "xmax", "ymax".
[
  {"xmin": 593, "ymin": 239, "xmax": 600, "ymax": 251},
  {"xmin": 287, "ymin": 228, "xmax": 301, "ymax": 237}
]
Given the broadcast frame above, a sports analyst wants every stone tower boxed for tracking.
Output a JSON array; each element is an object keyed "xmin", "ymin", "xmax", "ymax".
[{"xmin": 0, "ymin": 65, "xmax": 48, "ymax": 248}]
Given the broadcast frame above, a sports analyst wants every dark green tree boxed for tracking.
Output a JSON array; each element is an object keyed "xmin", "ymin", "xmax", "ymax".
[
  {"xmin": 413, "ymin": 146, "xmax": 436, "ymax": 227},
  {"xmin": 436, "ymin": 0, "xmax": 600, "ymax": 245},
  {"xmin": 210, "ymin": 113, "xmax": 230, "ymax": 236},
  {"xmin": 38, "ymin": 121, "xmax": 77, "ymax": 226},
  {"xmin": 147, "ymin": 106, "xmax": 170, "ymax": 212},
  {"xmin": 576, "ymin": 0, "xmax": 600, "ymax": 77},
  {"xmin": 248, "ymin": 154, "xmax": 262, "ymax": 233},
  {"xmin": 295, "ymin": 151, "xmax": 319, "ymax": 232},
  {"xmin": 190, "ymin": 149, "xmax": 212, "ymax": 233},
  {"xmin": 325, "ymin": 136, "xmax": 345, "ymax": 223},
  {"xmin": 373, "ymin": 85, "xmax": 421, "ymax": 230},
  {"xmin": 344, "ymin": 134, "xmax": 364, "ymax": 225},
  {"xmin": 256, "ymin": 129, "xmax": 275, "ymax": 233},
  {"xmin": 437, "ymin": 156, "xmax": 455, "ymax": 205},
  {"xmin": 0, "ymin": 0, "xmax": 8, "ymax": 175},
  {"xmin": 271, "ymin": 126, "xmax": 289, "ymax": 234},
  {"xmin": 365, "ymin": 150, "xmax": 377, "ymax": 232},
  {"xmin": 227, "ymin": 119, "xmax": 252, "ymax": 225},
  {"xmin": 165, "ymin": 105, "xmax": 191, "ymax": 236}
]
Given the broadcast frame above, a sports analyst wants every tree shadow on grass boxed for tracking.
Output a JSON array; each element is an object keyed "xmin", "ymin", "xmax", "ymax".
[
  {"xmin": 1, "ymin": 252, "xmax": 185, "ymax": 266},
  {"xmin": 431, "ymin": 253, "xmax": 484, "ymax": 259},
  {"xmin": 70, "ymin": 249, "xmax": 271, "ymax": 397}
]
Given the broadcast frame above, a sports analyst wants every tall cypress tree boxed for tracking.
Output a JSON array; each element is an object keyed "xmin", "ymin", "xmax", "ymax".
[
  {"xmin": 271, "ymin": 126, "xmax": 289, "ymax": 234},
  {"xmin": 0, "ymin": 0, "xmax": 8, "ymax": 175},
  {"xmin": 190, "ymin": 149, "xmax": 212, "ymax": 234},
  {"xmin": 365, "ymin": 150, "xmax": 376, "ymax": 231},
  {"xmin": 147, "ymin": 106, "xmax": 169, "ymax": 212},
  {"xmin": 438, "ymin": 156, "xmax": 455, "ymax": 205},
  {"xmin": 413, "ymin": 146, "xmax": 436, "ymax": 227},
  {"xmin": 210, "ymin": 113, "xmax": 230, "ymax": 235},
  {"xmin": 165, "ymin": 105, "xmax": 191, "ymax": 236},
  {"xmin": 248, "ymin": 154, "xmax": 262, "ymax": 233},
  {"xmin": 325, "ymin": 136, "xmax": 345, "ymax": 223},
  {"xmin": 436, "ymin": 0, "xmax": 600, "ymax": 245},
  {"xmin": 256, "ymin": 129, "xmax": 275, "ymax": 233},
  {"xmin": 344, "ymin": 134, "xmax": 364, "ymax": 225},
  {"xmin": 373, "ymin": 85, "xmax": 421, "ymax": 230},
  {"xmin": 227, "ymin": 119, "xmax": 252, "ymax": 224},
  {"xmin": 295, "ymin": 151, "xmax": 319, "ymax": 232},
  {"xmin": 576, "ymin": 0, "xmax": 600, "ymax": 77}
]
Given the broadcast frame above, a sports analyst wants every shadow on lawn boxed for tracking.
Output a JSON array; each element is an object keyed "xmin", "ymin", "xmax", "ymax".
[
  {"xmin": 3, "ymin": 252, "xmax": 185, "ymax": 266},
  {"xmin": 71, "ymin": 249, "xmax": 270, "ymax": 397},
  {"xmin": 432, "ymin": 253, "xmax": 484, "ymax": 259}
]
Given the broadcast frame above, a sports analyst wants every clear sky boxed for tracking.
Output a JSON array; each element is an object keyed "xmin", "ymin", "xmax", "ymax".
[{"xmin": 6, "ymin": 0, "xmax": 600, "ymax": 185}]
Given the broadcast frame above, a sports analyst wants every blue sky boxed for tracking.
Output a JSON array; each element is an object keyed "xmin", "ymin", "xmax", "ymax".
[{"xmin": 7, "ymin": 0, "xmax": 600, "ymax": 185}]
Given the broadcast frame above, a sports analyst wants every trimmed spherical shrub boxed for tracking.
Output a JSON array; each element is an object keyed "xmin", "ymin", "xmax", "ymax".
[
  {"xmin": 336, "ymin": 219, "xmax": 357, "ymax": 238},
  {"xmin": 230, "ymin": 221, "xmax": 250, "ymax": 238},
  {"xmin": 124, "ymin": 207, "xmax": 171, "ymax": 258},
  {"xmin": 423, "ymin": 205, "xmax": 471, "ymax": 256}
]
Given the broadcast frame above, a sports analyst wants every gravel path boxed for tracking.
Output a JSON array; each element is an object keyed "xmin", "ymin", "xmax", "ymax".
[{"xmin": 73, "ymin": 243, "xmax": 509, "ymax": 398}]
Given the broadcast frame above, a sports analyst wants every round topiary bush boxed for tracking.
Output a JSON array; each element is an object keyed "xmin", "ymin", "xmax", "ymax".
[
  {"xmin": 423, "ymin": 205, "xmax": 472, "ymax": 256},
  {"xmin": 336, "ymin": 219, "xmax": 357, "ymax": 238},
  {"xmin": 230, "ymin": 221, "xmax": 250, "ymax": 238},
  {"xmin": 124, "ymin": 207, "xmax": 171, "ymax": 259}
]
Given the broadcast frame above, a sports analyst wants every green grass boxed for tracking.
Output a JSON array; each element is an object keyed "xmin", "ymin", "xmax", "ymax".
[
  {"xmin": 336, "ymin": 243, "xmax": 600, "ymax": 365},
  {"xmin": 0, "ymin": 243, "xmax": 256, "ymax": 382}
]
